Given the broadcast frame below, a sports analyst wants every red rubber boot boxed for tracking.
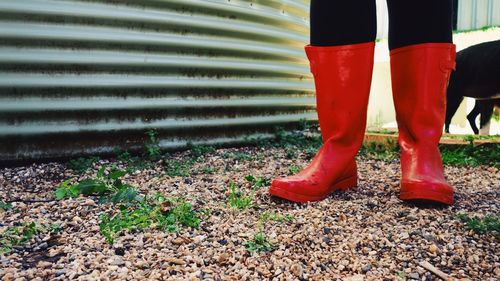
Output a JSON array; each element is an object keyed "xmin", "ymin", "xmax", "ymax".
[
  {"xmin": 390, "ymin": 43, "xmax": 456, "ymax": 205},
  {"xmin": 269, "ymin": 42, "xmax": 375, "ymax": 203}
]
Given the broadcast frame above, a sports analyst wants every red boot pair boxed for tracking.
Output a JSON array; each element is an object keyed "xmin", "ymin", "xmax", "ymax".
[{"xmin": 269, "ymin": 42, "xmax": 456, "ymax": 205}]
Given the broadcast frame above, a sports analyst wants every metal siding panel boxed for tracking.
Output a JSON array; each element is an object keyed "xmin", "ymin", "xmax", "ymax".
[
  {"xmin": 492, "ymin": 0, "xmax": 500, "ymax": 26},
  {"xmin": 457, "ymin": 0, "xmax": 499, "ymax": 30},
  {"xmin": 475, "ymin": 0, "xmax": 489, "ymax": 28},
  {"xmin": 0, "ymin": 0, "xmax": 315, "ymax": 163},
  {"xmin": 458, "ymin": 0, "xmax": 471, "ymax": 30}
]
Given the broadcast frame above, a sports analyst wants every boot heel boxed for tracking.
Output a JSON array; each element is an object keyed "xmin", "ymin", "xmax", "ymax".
[{"xmin": 332, "ymin": 175, "xmax": 357, "ymax": 191}]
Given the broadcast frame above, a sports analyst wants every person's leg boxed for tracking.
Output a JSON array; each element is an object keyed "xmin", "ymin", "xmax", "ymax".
[
  {"xmin": 387, "ymin": 0, "xmax": 453, "ymax": 50},
  {"xmin": 388, "ymin": 0, "xmax": 456, "ymax": 205},
  {"xmin": 269, "ymin": 1, "xmax": 377, "ymax": 203},
  {"xmin": 310, "ymin": 0, "xmax": 377, "ymax": 46}
]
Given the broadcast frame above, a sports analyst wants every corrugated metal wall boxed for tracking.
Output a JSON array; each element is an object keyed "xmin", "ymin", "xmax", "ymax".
[
  {"xmin": 457, "ymin": 0, "xmax": 500, "ymax": 30},
  {"xmin": 0, "ymin": 0, "xmax": 315, "ymax": 163}
]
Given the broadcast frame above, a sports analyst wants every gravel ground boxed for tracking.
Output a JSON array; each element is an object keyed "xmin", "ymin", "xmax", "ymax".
[{"xmin": 0, "ymin": 145, "xmax": 498, "ymax": 281}]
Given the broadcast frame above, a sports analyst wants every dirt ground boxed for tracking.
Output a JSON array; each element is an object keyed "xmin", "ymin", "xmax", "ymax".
[{"xmin": 0, "ymin": 144, "xmax": 498, "ymax": 280}]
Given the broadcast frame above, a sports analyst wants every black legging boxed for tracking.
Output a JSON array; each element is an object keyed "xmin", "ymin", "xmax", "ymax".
[{"xmin": 310, "ymin": 0, "xmax": 453, "ymax": 50}]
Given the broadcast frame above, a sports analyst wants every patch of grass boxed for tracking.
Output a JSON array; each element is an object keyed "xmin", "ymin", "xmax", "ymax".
[
  {"xmin": 440, "ymin": 143, "xmax": 499, "ymax": 167},
  {"xmin": 200, "ymin": 166, "xmax": 215, "ymax": 174},
  {"xmin": 244, "ymin": 175, "xmax": 269, "ymax": 190},
  {"xmin": 114, "ymin": 148, "xmax": 132, "ymax": 163},
  {"xmin": 366, "ymin": 129, "xmax": 396, "ymax": 135},
  {"xmin": 396, "ymin": 271, "xmax": 406, "ymax": 280},
  {"xmin": 164, "ymin": 158, "xmax": 195, "ymax": 177},
  {"xmin": 258, "ymin": 125, "xmax": 497, "ymax": 167},
  {"xmin": 273, "ymin": 127, "xmax": 323, "ymax": 152},
  {"xmin": 288, "ymin": 165, "xmax": 302, "ymax": 175},
  {"xmin": 257, "ymin": 211, "xmax": 294, "ymax": 228},
  {"xmin": 145, "ymin": 129, "xmax": 161, "ymax": 160},
  {"xmin": 99, "ymin": 193, "xmax": 200, "ymax": 244},
  {"xmin": 298, "ymin": 118, "xmax": 311, "ymax": 131},
  {"xmin": 359, "ymin": 141, "xmax": 398, "ymax": 161},
  {"xmin": 0, "ymin": 201, "xmax": 12, "ymax": 211},
  {"xmin": 114, "ymin": 148, "xmax": 155, "ymax": 173},
  {"xmin": 67, "ymin": 156, "xmax": 99, "ymax": 174},
  {"xmin": 189, "ymin": 143, "xmax": 216, "ymax": 159},
  {"xmin": 445, "ymin": 134, "xmax": 500, "ymax": 141},
  {"xmin": 456, "ymin": 213, "xmax": 499, "ymax": 235},
  {"xmin": 0, "ymin": 222, "xmax": 41, "ymax": 254},
  {"xmin": 227, "ymin": 181, "xmax": 255, "ymax": 210},
  {"xmin": 359, "ymin": 138, "xmax": 498, "ymax": 167},
  {"xmin": 0, "ymin": 222, "xmax": 60, "ymax": 254},
  {"xmin": 247, "ymin": 126, "xmax": 322, "ymax": 159},
  {"xmin": 127, "ymin": 158, "xmax": 155, "ymax": 173},
  {"xmin": 223, "ymin": 151, "xmax": 255, "ymax": 162},
  {"xmin": 55, "ymin": 165, "xmax": 141, "ymax": 204},
  {"xmin": 164, "ymin": 144, "xmax": 217, "ymax": 177},
  {"xmin": 49, "ymin": 224, "xmax": 62, "ymax": 234},
  {"xmin": 246, "ymin": 126, "xmax": 323, "ymax": 160},
  {"xmin": 243, "ymin": 232, "xmax": 274, "ymax": 253}
]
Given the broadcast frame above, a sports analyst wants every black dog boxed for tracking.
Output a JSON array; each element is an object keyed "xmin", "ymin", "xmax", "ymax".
[{"xmin": 445, "ymin": 40, "xmax": 500, "ymax": 135}]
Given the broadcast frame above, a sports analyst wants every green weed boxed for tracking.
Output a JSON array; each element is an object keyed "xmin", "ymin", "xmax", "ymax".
[
  {"xmin": 243, "ymin": 232, "xmax": 274, "ymax": 253},
  {"xmin": 0, "ymin": 201, "xmax": 12, "ymax": 211},
  {"xmin": 114, "ymin": 148, "xmax": 155, "ymax": 173},
  {"xmin": 456, "ymin": 213, "xmax": 499, "ymax": 235},
  {"xmin": 227, "ymin": 181, "xmax": 255, "ymax": 210},
  {"xmin": 127, "ymin": 158, "xmax": 155, "ymax": 173},
  {"xmin": 49, "ymin": 224, "xmax": 62, "ymax": 234},
  {"xmin": 359, "ymin": 141, "xmax": 398, "ymax": 161},
  {"xmin": 55, "ymin": 166, "xmax": 141, "ymax": 204},
  {"xmin": 223, "ymin": 151, "xmax": 255, "ymax": 162},
  {"xmin": 0, "ymin": 222, "xmax": 60, "ymax": 254},
  {"xmin": 358, "ymin": 138, "xmax": 498, "ymax": 167},
  {"xmin": 246, "ymin": 126, "xmax": 322, "ymax": 160},
  {"xmin": 247, "ymin": 126, "xmax": 322, "ymax": 160},
  {"xmin": 445, "ymin": 134, "xmax": 500, "ymax": 141},
  {"xmin": 288, "ymin": 165, "xmax": 302, "ymax": 175},
  {"xmin": 0, "ymin": 222, "xmax": 40, "ymax": 254},
  {"xmin": 145, "ymin": 129, "xmax": 161, "ymax": 160},
  {"xmin": 67, "ymin": 157, "xmax": 99, "ymax": 174},
  {"xmin": 440, "ymin": 144, "xmax": 499, "ymax": 167},
  {"xmin": 366, "ymin": 129, "xmax": 396, "ymax": 135},
  {"xmin": 244, "ymin": 175, "xmax": 269, "ymax": 190},
  {"xmin": 164, "ymin": 158, "xmax": 195, "ymax": 177},
  {"xmin": 115, "ymin": 148, "xmax": 132, "ymax": 162},
  {"xmin": 258, "ymin": 211, "xmax": 294, "ymax": 228},
  {"xmin": 164, "ymin": 144, "xmax": 217, "ymax": 177},
  {"xmin": 298, "ymin": 118, "xmax": 311, "ymax": 131},
  {"xmin": 189, "ymin": 143, "xmax": 216, "ymax": 159},
  {"xmin": 99, "ymin": 194, "xmax": 200, "ymax": 244},
  {"xmin": 200, "ymin": 166, "xmax": 215, "ymax": 174}
]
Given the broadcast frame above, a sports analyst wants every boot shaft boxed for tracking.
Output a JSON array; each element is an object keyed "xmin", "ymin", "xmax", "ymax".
[
  {"xmin": 305, "ymin": 42, "xmax": 375, "ymax": 148},
  {"xmin": 390, "ymin": 43, "xmax": 456, "ymax": 147}
]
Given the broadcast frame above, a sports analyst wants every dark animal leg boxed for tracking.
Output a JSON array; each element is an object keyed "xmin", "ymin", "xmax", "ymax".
[
  {"xmin": 445, "ymin": 95, "xmax": 463, "ymax": 133},
  {"xmin": 467, "ymin": 101, "xmax": 481, "ymax": 135},
  {"xmin": 479, "ymin": 100, "xmax": 494, "ymax": 135}
]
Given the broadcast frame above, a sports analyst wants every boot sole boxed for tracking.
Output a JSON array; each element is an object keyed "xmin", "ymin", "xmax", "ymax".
[
  {"xmin": 269, "ymin": 175, "xmax": 357, "ymax": 203},
  {"xmin": 399, "ymin": 182, "xmax": 454, "ymax": 205}
]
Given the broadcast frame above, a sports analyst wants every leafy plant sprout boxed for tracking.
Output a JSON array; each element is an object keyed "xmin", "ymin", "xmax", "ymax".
[
  {"xmin": 55, "ymin": 165, "xmax": 141, "ymax": 204},
  {"xmin": 243, "ymin": 232, "xmax": 274, "ymax": 253}
]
